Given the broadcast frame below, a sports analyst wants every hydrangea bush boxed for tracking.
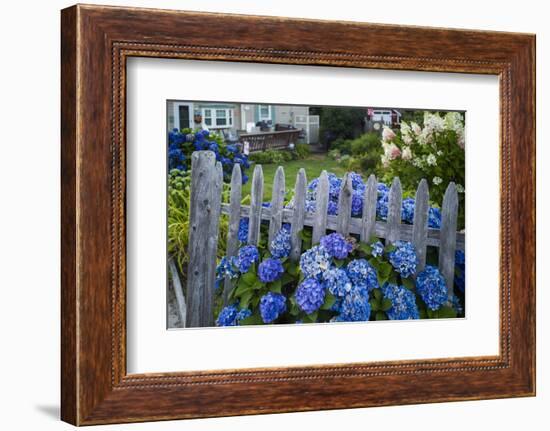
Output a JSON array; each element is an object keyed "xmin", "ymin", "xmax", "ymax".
[
  {"xmin": 214, "ymin": 228, "xmax": 465, "ymax": 326},
  {"xmin": 168, "ymin": 128, "xmax": 250, "ymax": 184},
  {"xmin": 302, "ymin": 171, "xmax": 443, "ymax": 228},
  {"xmin": 377, "ymin": 112, "xmax": 465, "ymax": 227}
]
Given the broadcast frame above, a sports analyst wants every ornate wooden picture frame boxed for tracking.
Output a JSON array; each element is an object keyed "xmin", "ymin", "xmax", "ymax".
[{"xmin": 61, "ymin": 4, "xmax": 535, "ymax": 425}]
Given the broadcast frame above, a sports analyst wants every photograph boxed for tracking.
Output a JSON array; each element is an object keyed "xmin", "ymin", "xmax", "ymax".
[{"xmin": 166, "ymin": 101, "xmax": 466, "ymax": 328}]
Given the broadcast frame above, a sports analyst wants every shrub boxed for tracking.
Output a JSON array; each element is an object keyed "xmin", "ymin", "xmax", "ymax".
[
  {"xmin": 294, "ymin": 143, "xmax": 311, "ymax": 159},
  {"xmin": 319, "ymin": 107, "xmax": 365, "ymax": 146},
  {"xmin": 249, "ymin": 149, "xmax": 298, "ymax": 165},
  {"xmin": 168, "ymin": 128, "xmax": 250, "ymax": 184},
  {"xmin": 378, "ymin": 112, "xmax": 465, "ymax": 227}
]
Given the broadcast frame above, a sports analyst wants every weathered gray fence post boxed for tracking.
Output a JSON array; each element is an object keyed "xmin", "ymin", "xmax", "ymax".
[
  {"xmin": 186, "ymin": 151, "xmax": 221, "ymax": 327},
  {"xmin": 312, "ymin": 170, "xmax": 329, "ymax": 245},
  {"xmin": 248, "ymin": 165, "xmax": 264, "ymax": 245},
  {"xmin": 223, "ymin": 163, "xmax": 242, "ymax": 305},
  {"xmin": 290, "ymin": 169, "xmax": 307, "ymax": 261},
  {"xmin": 386, "ymin": 177, "xmax": 402, "ymax": 245},
  {"xmin": 268, "ymin": 166, "xmax": 286, "ymax": 245},
  {"xmin": 439, "ymin": 182, "xmax": 458, "ymax": 300},
  {"xmin": 412, "ymin": 179, "xmax": 429, "ymax": 272},
  {"xmin": 336, "ymin": 173, "xmax": 352, "ymax": 236},
  {"xmin": 360, "ymin": 174, "xmax": 378, "ymax": 243}
]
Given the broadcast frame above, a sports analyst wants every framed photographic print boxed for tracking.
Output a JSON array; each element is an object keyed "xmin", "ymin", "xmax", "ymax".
[{"xmin": 61, "ymin": 4, "xmax": 536, "ymax": 425}]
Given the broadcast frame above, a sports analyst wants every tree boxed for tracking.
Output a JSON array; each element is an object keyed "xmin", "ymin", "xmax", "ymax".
[{"xmin": 318, "ymin": 107, "xmax": 365, "ymax": 148}]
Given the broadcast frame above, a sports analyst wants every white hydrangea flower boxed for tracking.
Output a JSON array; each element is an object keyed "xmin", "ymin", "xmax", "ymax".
[
  {"xmin": 411, "ymin": 122, "xmax": 422, "ymax": 136},
  {"xmin": 382, "ymin": 126, "xmax": 396, "ymax": 142},
  {"xmin": 402, "ymin": 146, "xmax": 412, "ymax": 161},
  {"xmin": 400, "ymin": 121, "xmax": 413, "ymax": 145},
  {"xmin": 426, "ymin": 154, "xmax": 437, "ymax": 166},
  {"xmin": 432, "ymin": 176, "xmax": 443, "ymax": 185},
  {"xmin": 456, "ymin": 184, "xmax": 465, "ymax": 193}
]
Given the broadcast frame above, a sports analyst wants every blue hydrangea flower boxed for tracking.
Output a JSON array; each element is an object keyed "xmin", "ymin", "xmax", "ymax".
[
  {"xmin": 346, "ymin": 259, "xmax": 378, "ymax": 291},
  {"xmin": 216, "ymin": 304, "xmax": 252, "ymax": 326},
  {"xmin": 295, "ymin": 278, "xmax": 325, "ymax": 315},
  {"xmin": 300, "ymin": 245, "xmax": 331, "ymax": 279},
  {"xmin": 454, "ymin": 250, "xmax": 465, "ymax": 292},
  {"xmin": 370, "ymin": 240, "xmax": 384, "ymax": 258},
  {"xmin": 332, "ymin": 289, "xmax": 371, "ymax": 322},
  {"xmin": 259, "ymin": 292, "xmax": 287, "ymax": 323},
  {"xmin": 258, "ymin": 258, "xmax": 284, "ymax": 283},
  {"xmin": 381, "ymin": 283, "xmax": 420, "ymax": 320},
  {"xmin": 327, "ymin": 173, "xmax": 342, "ymax": 201},
  {"xmin": 450, "ymin": 295, "xmax": 463, "ymax": 315},
  {"xmin": 377, "ymin": 185, "xmax": 389, "ymax": 220},
  {"xmin": 226, "ymin": 144, "xmax": 238, "ymax": 153},
  {"xmin": 305, "ymin": 199, "xmax": 316, "ymax": 213},
  {"xmin": 216, "ymin": 305, "xmax": 238, "ymax": 326},
  {"xmin": 428, "ymin": 207, "xmax": 442, "ymax": 228},
  {"xmin": 236, "ymin": 308, "xmax": 252, "ymax": 322},
  {"xmin": 320, "ymin": 233, "xmax": 353, "ymax": 260},
  {"xmin": 238, "ymin": 218, "xmax": 249, "ymax": 243},
  {"xmin": 236, "ymin": 245, "xmax": 259, "ymax": 273},
  {"xmin": 349, "ymin": 172, "xmax": 364, "ymax": 189},
  {"xmin": 242, "ymin": 173, "xmax": 249, "ymax": 184},
  {"xmin": 401, "ymin": 197, "xmax": 415, "ymax": 224},
  {"xmin": 388, "ymin": 241, "xmax": 418, "ymax": 278},
  {"xmin": 270, "ymin": 224, "xmax": 291, "ymax": 259},
  {"xmin": 416, "ymin": 265, "xmax": 448, "ymax": 311},
  {"xmin": 351, "ymin": 191, "xmax": 364, "ymax": 217},
  {"xmin": 322, "ymin": 268, "xmax": 352, "ymax": 297},
  {"xmin": 215, "ymin": 256, "xmax": 237, "ymax": 289},
  {"xmin": 195, "ymin": 129, "xmax": 209, "ymax": 140},
  {"xmin": 327, "ymin": 200, "xmax": 338, "ymax": 215}
]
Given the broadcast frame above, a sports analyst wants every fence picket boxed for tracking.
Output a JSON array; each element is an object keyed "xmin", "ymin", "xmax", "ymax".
[
  {"xmin": 386, "ymin": 177, "xmax": 402, "ymax": 245},
  {"xmin": 247, "ymin": 164, "xmax": 264, "ymax": 246},
  {"xmin": 412, "ymin": 179, "xmax": 429, "ymax": 272},
  {"xmin": 202, "ymin": 161, "xmax": 223, "ymax": 326},
  {"xmin": 290, "ymin": 169, "xmax": 307, "ymax": 261},
  {"xmin": 268, "ymin": 166, "xmax": 286, "ymax": 245},
  {"xmin": 186, "ymin": 151, "xmax": 219, "ymax": 327},
  {"xmin": 361, "ymin": 174, "xmax": 378, "ymax": 242},
  {"xmin": 312, "ymin": 170, "xmax": 329, "ymax": 245},
  {"xmin": 223, "ymin": 163, "xmax": 242, "ymax": 305},
  {"xmin": 439, "ymin": 182, "xmax": 458, "ymax": 300},
  {"xmin": 336, "ymin": 173, "xmax": 352, "ymax": 235}
]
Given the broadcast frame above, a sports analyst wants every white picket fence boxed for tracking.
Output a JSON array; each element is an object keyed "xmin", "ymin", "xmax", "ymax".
[{"xmin": 177, "ymin": 150, "xmax": 464, "ymax": 327}]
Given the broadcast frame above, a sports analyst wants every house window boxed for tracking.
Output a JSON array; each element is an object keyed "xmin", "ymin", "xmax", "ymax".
[
  {"xmin": 203, "ymin": 109, "xmax": 212, "ymax": 126},
  {"xmin": 259, "ymin": 105, "xmax": 271, "ymax": 121},
  {"xmin": 202, "ymin": 108, "xmax": 233, "ymax": 129}
]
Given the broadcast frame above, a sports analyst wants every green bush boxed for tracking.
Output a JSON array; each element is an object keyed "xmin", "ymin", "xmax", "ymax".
[
  {"xmin": 248, "ymin": 149, "xmax": 298, "ymax": 165},
  {"xmin": 330, "ymin": 137, "xmax": 352, "ymax": 154},
  {"xmin": 294, "ymin": 143, "xmax": 311, "ymax": 159},
  {"xmin": 319, "ymin": 107, "xmax": 365, "ymax": 146}
]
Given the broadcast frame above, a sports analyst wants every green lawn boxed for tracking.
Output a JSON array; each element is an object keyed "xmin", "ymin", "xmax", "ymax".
[{"xmin": 241, "ymin": 153, "xmax": 348, "ymax": 201}]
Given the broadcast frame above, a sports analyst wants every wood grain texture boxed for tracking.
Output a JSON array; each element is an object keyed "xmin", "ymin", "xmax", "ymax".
[
  {"xmin": 290, "ymin": 169, "xmax": 307, "ymax": 261},
  {"xmin": 247, "ymin": 165, "xmax": 264, "ymax": 246},
  {"xmin": 224, "ymin": 163, "xmax": 242, "ymax": 304},
  {"xmin": 412, "ymin": 179, "xmax": 429, "ymax": 272},
  {"xmin": 61, "ymin": 4, "xmax": 535, "ymax": 425},
  {"xmin": 361, "ymin": 174, "xmax": 378, "ymax": 242},
  {"xmin": 336, "ymin": 173, "xmax": 352, "ymax": 235},
  {"xmin": 312, "ymin": 170, "xmax": 329, "ymax": 244}
]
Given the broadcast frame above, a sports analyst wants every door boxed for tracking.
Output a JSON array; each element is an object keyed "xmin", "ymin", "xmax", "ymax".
[{"xmin": 178, "ymin": 105, "xmax": 190, "ymax": 130}]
